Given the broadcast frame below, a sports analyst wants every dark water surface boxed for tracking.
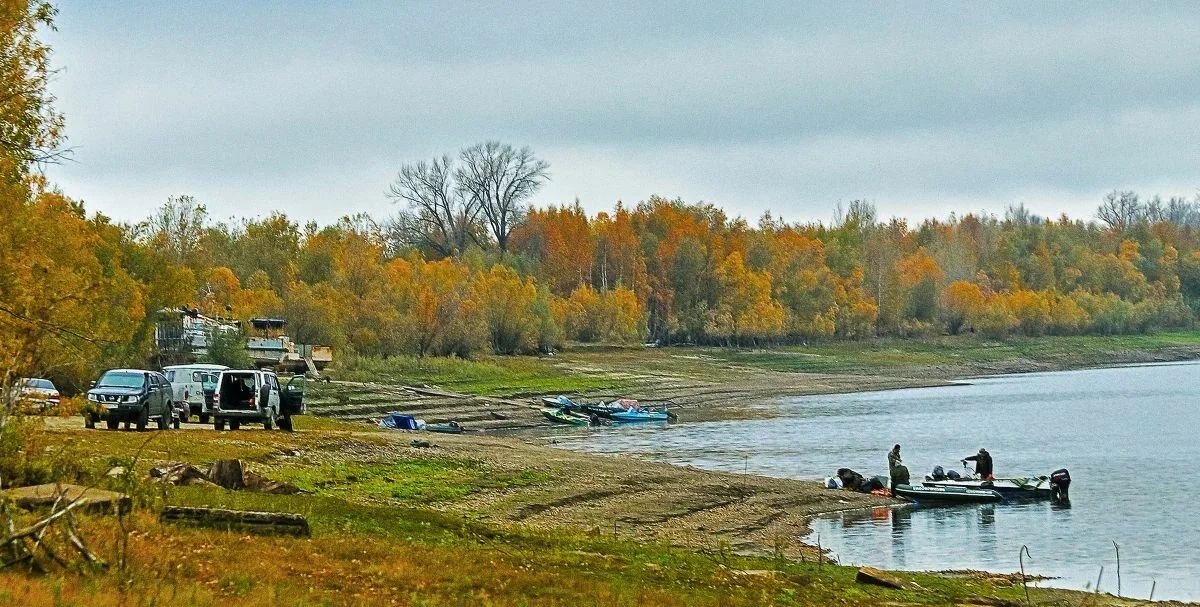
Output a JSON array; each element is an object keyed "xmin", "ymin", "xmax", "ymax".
[{"xmin": 547, "ymin": 362, "xmax": 1200, "ymax": 601}]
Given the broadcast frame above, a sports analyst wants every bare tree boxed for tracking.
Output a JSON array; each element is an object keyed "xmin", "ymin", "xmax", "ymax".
[
  {"xmin": 137, "ymin": 195, "xmax": 208, "ymax": 266},
  {"xmin": 456, "ymin": 141, "xmax": 550, "ymax": 252},
  {"xmin": 1096, "ymin": 190, "xmax": 1143, "ymax": 232},
  {"xmin": 386, "ymin": 155, "xmax": 481, "ymax": 257}
]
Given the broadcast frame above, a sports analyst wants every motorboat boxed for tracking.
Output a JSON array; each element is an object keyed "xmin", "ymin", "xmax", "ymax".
[
  {"xmin": 893, "ymin": 484, "xmax": 1003, "ymax": 504},
  {"xmin": 923, "ymin": 469, "xmax": 1071, "ymax": 504}
]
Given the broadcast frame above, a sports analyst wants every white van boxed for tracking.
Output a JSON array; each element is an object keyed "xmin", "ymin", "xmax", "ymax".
[
  {"xmin": 163, "ymin": 363, "xmax": 228, "ymax": 423},
  {"xmin": 212, "ymin": 369, "xmax": 305, "ymax": 431}
]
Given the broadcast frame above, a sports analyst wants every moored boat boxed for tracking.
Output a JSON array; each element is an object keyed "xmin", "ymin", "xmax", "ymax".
[
  {"xmin": 923, "ymin": 477, "xmax": 1051, "ymax": 500},
  {"xmin": 426, "ymin": 421, "xmax": 464, "ymax": 434},
  {"xmin": 608, "ymin": 409, "xmax": 670, "ymax": 422},
  {"xmin": 541, "ymin": 395, "xmax": 577, "ymax": 409},
  {"xmin": 541, "ymin": 408, "xmax": 590, "ymax": 426},
  {"xmin": 893, "ymin": 484, "xmax": 1003, "ymax": 504}
]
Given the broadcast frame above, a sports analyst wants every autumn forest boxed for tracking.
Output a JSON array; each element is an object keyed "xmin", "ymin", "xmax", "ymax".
[{"xmin": 5, "ymin": 3, "xmax": 1200, "ymax": 395}]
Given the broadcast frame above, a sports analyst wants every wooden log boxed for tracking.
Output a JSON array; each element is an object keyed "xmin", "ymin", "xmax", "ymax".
[
  {"xmin": 856, "ymin": 566, "xmax": 907, "ymax": 590},
  {"xmin": 2, "ymin": 484, "xmax": 130, "ymax": 515},
  {"xmin": 160, "ymin": 506, "xmax": 311, "ymax": 537}
]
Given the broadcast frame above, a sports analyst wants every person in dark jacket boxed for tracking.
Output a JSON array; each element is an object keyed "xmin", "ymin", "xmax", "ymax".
[
  {"xmin": 962, "ymin": 448, "xmax": 994, "ymax": 480},
  {"xmin": 888, "ymin": 444, "xmax": 909, "ymax": 492}
]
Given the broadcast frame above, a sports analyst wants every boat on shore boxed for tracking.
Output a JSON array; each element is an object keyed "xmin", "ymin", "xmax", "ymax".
[
  {"xmin": 608, "ymin": 409, "xmax": 670, "ymax": 422},
  {"xmin": 541, "ymin": 408, "xmax": 591, "ymax": 426},
  {"xmin": 893, "ymin": 484, "xmax": 1003, "ymax": 504}
]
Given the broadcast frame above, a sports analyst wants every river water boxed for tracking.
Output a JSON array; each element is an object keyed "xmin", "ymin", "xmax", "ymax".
[{"xmin": 546, "ymin": 362, "xmax": 1200, "ymax": 601}]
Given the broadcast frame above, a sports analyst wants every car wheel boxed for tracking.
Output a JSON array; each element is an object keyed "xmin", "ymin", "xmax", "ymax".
[
  {"xmin": 214, "ymin": 417, "xmax": 226, "ymax": 431},
  {"xmin": 199, "ymin": 414, "xmax": 209, "ymax": 424},
  {"xmin": 157, "ymin": 410, "xmax": 168, "ymax": 430},
  {"xmin": 173, "ymin": 415, "xmax": 181, "ymax": 430},
  {"xmin": 136, "ymin": 406, "xmax": 149, "ymax": 432},
  {"xmin": 230, "ymin": 420, "xmax": 241, "ymax": 431},
  {"xmin": 264, "ymin": 409, "xmax": 275, "ymax": 431},
  {"xmin": 85, "ymin": 415, "xmax": 95, "ymax": 429},
  {"xmin": 279, "ymin": 415, "xmax": 294, "ymax": 432},
  {"xmin": 105, "ymin": 417, "xmax": 120, "ymax": 430}
]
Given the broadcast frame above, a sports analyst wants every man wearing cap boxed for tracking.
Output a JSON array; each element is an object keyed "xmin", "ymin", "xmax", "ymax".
[{"xmin": 962, "ymin": 448, "xmax": 994, "ymax": 480}]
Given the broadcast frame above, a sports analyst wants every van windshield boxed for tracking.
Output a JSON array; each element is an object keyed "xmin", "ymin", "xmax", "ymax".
[{"xmin": 96, "ymin": 371, "xmax": 145, "ymax": 389}]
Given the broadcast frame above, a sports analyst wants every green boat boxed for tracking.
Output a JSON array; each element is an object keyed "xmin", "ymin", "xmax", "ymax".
[
  {"xmin": 893, "ymin": 484, "xmax": 1003, "ymax": 504},
  {"xmin": 541, "ymin": 408, "xmax": 590, "ymax": 426}
]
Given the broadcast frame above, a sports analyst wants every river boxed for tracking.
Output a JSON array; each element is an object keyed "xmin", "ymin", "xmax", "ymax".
[{"xmin": 546, "ymin": 361, "xmax": 1200, "ymax": 601}]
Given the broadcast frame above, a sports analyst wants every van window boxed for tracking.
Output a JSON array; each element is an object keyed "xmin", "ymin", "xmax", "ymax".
[{"xmin": 165, "ymin": 370, "xmax": 176, "ymax": 381}]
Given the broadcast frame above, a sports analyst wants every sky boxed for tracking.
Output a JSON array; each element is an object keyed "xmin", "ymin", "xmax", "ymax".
[{"xmin": 43, "ymin": 1, "xmax": 1200, "ymax": 226}]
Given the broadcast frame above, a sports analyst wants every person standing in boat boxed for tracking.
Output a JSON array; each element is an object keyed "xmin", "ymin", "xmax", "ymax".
[{"xmin": 962, "ymin": 448, "xmax": 994, "ymax": 480}]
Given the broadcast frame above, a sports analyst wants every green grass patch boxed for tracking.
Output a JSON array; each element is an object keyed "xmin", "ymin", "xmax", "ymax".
[
  {"xmin": 329, "ymin": 353, "xmax": 623, "ymax": 396},
  {"xmin": 703, "ymin": 330, "xmax": 1200, "ymax": 376}
]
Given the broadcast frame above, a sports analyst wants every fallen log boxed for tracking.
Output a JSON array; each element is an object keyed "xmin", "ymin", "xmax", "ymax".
[
  {"xmin": 2, "ymin": 484, "xmax": 130, "ymax": 515},
  {"xmin": 856, "ymin": 566, "xmax": 907, "ymax": 590},
  {"xmin": 160, "ymin": 506, "xmax": 311, "ymax": 536}
]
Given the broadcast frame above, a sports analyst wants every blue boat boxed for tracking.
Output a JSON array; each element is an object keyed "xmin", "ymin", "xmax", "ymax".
[{"xmin": 608, "ymin": 409, "xmax": 670, "ymax": 422}]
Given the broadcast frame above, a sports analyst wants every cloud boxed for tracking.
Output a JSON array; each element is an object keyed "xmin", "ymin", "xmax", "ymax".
[{"xmin": 43, "ymin": 1, "xmax": 1200, "ymax": 225}]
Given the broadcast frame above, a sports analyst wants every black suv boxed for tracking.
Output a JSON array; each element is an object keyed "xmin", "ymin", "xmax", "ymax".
[{"xmin": 85, "ymin": 369, "xmax": 174, "ymax": 431}]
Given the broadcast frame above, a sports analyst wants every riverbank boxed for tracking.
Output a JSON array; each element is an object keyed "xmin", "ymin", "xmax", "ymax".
[
  {"xmin": 307, "ymin": 331, "xmax": 1200, "ymax": 428},
  {"xmin": 9, "ymin": 417, "xmax": 1183, "ymax": 606}
]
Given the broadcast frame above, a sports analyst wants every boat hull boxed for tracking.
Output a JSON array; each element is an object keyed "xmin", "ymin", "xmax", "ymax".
[
  {"xmin": 923, "ymin": 478, "xmax": 1053, "ymax": 500},
  {"xmin": 894, "ymin": 484, "xmax": 1003, "ymax": 504},
  {"xmin": 541, "ymin": 408, "xmax": 590, "ymax": 426}
]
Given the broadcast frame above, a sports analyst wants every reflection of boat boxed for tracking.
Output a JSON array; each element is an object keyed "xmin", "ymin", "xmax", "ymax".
[
  {"xmin": 893, "ymin": 484, "xmax": 1003, "ymax": 504},
  {"xmin": 541, "ymin": 408, "xmax": 590, "ymax": 426}
]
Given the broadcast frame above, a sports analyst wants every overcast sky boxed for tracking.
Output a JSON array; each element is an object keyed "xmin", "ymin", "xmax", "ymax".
[{"xmin": 44, "ymin": 1, "xmax": 1200, "ymax": 226}]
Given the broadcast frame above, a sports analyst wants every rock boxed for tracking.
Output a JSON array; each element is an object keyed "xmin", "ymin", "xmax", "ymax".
[
  {"xmin": 855, "ymin": 566, "xmax": 907, "ymax": 590},
  {"xmin": 105, "ymin": 466, "xmax": 127, "ymax": 477},
  {"xmin": 2, "ymin": 483, "xmax": 130, "ymax": 514},
  {"xmin": 410, "ymin": 439, "xmax": 433, "ymax": 448}
]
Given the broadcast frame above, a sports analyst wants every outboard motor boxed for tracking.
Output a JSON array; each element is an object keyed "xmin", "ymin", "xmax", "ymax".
[
  {"xmin": 1049, "ymin": 468, "xmax": 1071, "ymax": 505},
  {"xmin": 930, "ymin": 465, "xmax": 946, "ymax": 481},
  {"xmin": 945, "ymin": 469, "xmax": 962, "ymax": 480}
]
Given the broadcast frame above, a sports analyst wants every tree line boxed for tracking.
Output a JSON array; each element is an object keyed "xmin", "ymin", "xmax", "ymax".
[{"xmin": 4, "ymin": 1, "xmax": 1200, "ymax": 396}]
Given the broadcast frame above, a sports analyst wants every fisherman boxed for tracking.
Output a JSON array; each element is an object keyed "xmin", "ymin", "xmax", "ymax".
[
  {"xmin": 962, "ymin": 448, "xmax": 994, "ymax": 480},
  {"xmin": 888, "ymin": 444, "xmax": 909, "ymax": 492}
]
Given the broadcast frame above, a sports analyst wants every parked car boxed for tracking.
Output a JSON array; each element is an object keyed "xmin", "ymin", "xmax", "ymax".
[
  {"xmin": 17, "ymin": 378, "xmax": 60, "ymax": 410},
  {"xmin": 212, "ymin": 369, "xmax": 305, "ymax": 431},
  {"xmin": 163, "ymin": 363, "xmax": 228, "ymax": 423},
  {"xmin": 85, "ymin": 369, "xmax": 175, "ymax": 431}
]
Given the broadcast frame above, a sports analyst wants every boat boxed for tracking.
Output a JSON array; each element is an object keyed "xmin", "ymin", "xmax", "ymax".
[
  {"xmin": 893, "ymin": 484, "xmax": 1004, "ymax": 504},
  {"xmin": 923, "ymin": 477, "xmax": 1052, "ymax": 500},
  {"xmin": 541, "ymin": 395, "xmax": 577, "ymax": 409},
  {"xmin": 541, "ymin": 408, "xmax": 591, "ymax": 426},
  {"xmin": 608, "ymin": 409, "xmax": 670, "ymax": 422},
  {"xmin": 425, "ymin": 421, "xmax": 464, "ymax": 434},
  {"xmin": 922, "ymin": 468, "xmax": 1071, "ymax": 504}
]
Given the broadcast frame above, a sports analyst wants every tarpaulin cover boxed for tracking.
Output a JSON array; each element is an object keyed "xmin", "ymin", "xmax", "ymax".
[{"xmin": 380, "ymin": 412, "xmax": 418, "ymax": 430}]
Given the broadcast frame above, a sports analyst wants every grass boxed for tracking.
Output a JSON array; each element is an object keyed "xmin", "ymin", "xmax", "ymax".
[
  {"xmin": 701, "ymin": 330, "xmax": 1200, "ymax": 376},
  {"xmin": 330, "ymin": 353, "xmax": 622, "ymax": 396},
  {"xmin": 277, "ymin": 458, "xmax": 550, "ymax": 503}
]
